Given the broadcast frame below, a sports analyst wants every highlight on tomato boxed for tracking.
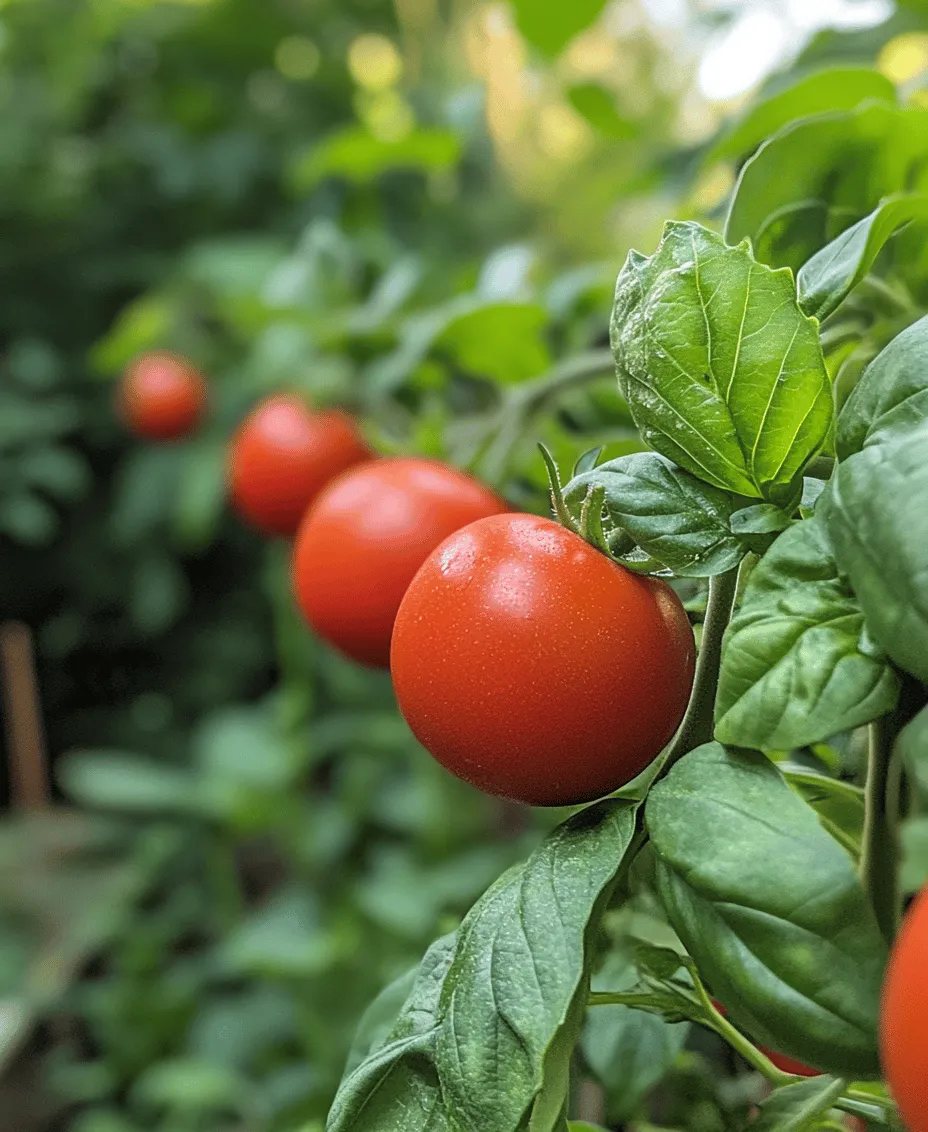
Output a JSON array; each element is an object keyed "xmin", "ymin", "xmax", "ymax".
[
  {"xmin": 117, "ymin": 351, "xmax": 208, "ymax": 441},
  {"xmin": 229, "ymin": 395, "xmax": 372, "ymax": 536},
  {"xmin": 292, "ymin": 457, "xmax": 506, "ymax": 668},
  {"xmin": 390, "ymin": 512, "xmax": 695, "ymax": 806},
  {"xmin": 881, "ymin": 885, "xmax": 928, "ymax": 1132}
]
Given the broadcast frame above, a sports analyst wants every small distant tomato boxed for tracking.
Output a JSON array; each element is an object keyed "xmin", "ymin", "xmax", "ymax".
[
  {"xmin": 229, "ymin": 396, "xmax": 372, "ymax": 536},
  {"xmin": 711, "ymin": 1000, "xmax": 821, "ymax": 1078},
  {"xmin": 390, "ymin": 513, "xmax": 695, "ymax": 806},
  {"xmin": 881, "ymin": 886, "xmax": 928, "ymax": 1131},
  {"xmin": 292, "ymin": 458, "xmax": 506, "ymax": 668},
  {"xmin": 118, "ymin": 352, "xmax": 207, "ymax": 440}
]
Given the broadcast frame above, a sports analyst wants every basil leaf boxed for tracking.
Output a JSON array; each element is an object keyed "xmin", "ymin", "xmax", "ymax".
[
  {"xmin": 705, "ymin": 67, "xmax": 895, "ymax": 165},
  {"xmin": 836, "ymin": 314, "xmax": 928, "ymax": 459},
  {"xmin": 646, "ymin": 744, "xmax": 887, "ymax": 1078},
  {"xmin": 715, "ymin": 517, "xmax": 898, "ymax": 750},
  {"xmin": 611, "ymin": 222, "xmax": 830, "ymax": 505},
  {"xmin": 820, "ymin": 422, "xmax": 928, "ymax": 683},
  {"xmin": 563, "ymin": 452, "xmax": 744, "ymax": 576},
  {"xmin": 798, "ymin": 193, "xmax": 928, "ymax": 322},
  {"xmin": 726, "ymin": 102, "xmax": 928, "ymax": 272},
  {"xmin": 328, "ymin": 800, "xmax": 638, "ymax": 1132}
]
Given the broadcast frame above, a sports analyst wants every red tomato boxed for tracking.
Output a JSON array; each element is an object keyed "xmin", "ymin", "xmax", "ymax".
[
  {"xmin": 711, "ymin": 1000, "xmax": 820, "ymax": 1077},
  {"xmin": 229, "ymin": 397, "xmax": 372, "ymax": 536},
  {"xmin": 118, "ymin": 352, "xmax": 207, "ymax": 440},
  {"xmin": 292, "ymin": 458, "xmax": 506, "ymax": 668},
  {"xmin": 881, "ymin": 886, "xmax": 928, "ymax": 1131},
  {"xmin": 390, "ymin": 513, "xmax": 695, "ymax": 806}
]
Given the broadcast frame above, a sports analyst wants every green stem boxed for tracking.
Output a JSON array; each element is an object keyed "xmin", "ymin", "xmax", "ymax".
[
  {"xmin": 478, "ymin": 349, "xmax": 615, "ymax": 486},
  {"xmin": 861, "ymin": 715, "xmax": 900, "ymax": 942},
  {"xmin": 656, "ymin": 565, "xmax": 740, "ymax": 777}
]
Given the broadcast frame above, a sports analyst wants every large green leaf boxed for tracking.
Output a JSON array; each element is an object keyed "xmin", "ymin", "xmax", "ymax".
[
  {"xmin": 436, "ymin": 302, "xmax": 551, "ymax": 384},
  {"xmin": 798, "ymin": 193, "xmax": 928, "ymax": 322},
  {"xmin": 820, "ymin": 421, "xmax": 928, "ymax": 683},
  {"xmin": 563, "ymin": 452, "xmax": 745, "ymax": 576},
  {"xmin": 705, "ymin": 67, "xmax": 895, "ymax": 165},
  {"xmin": 327, "ymin": 800, "xmax": 638, "ymax": 1132},
  {"xmin": 836, "ymin": 314, "xmax": 928, "ymax": 459},
  {"xmin": 611, "ymin": 221, "xmax": 831, "ymax": 504},
  {"xmin": 646, "ymin": 744, "xmax": 887, "ymax": 1078},
  {"xmin": 899, "ymin": 704, "xmax": 928, "ymax": 802},
  {"xmin": 726, "ymin": 102, "xmax": 928, "ymax": 272},
  {"xmin": 289, "ymin": 128, "xmax": 460, "ymax": 191},
  {"xmin": 512, "ymin": 0, "xmax": 610, "ymax": 57},
  {"xmin": 715, "ymin": 517, "xmax": 899, "ymax": 750}
]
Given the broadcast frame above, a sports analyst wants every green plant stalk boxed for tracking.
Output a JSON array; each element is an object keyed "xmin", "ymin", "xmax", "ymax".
[
  {"xmin": 861, "ymin": 714, "xmax": 900, "ymax": 943},
  {"xmin": 657, "ymin": 565, "xmax": 740, "ymax": 776},
  {"xmin": 479, "ymin": 349, "xmax": 615, "ymax": 486}
]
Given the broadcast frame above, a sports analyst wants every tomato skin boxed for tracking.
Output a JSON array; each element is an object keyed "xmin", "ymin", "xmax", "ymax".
[
  {"xmin": 118, "ymin": 353, "xmax": 207, "ymax": 440},
  {"xmin": 292, "ymin": 458, "xmax": 506, "ymax": 668},
  {"xmin": 229, "ymin": 397, "xmax": 372, "ymax": 536},
  {"xmin": 881, "ymin": 886, "xmax": 928, "ymax": 1131},
  {"xmin": 390, "ymin": 513, "xmax": 695, "ymax": 806}
]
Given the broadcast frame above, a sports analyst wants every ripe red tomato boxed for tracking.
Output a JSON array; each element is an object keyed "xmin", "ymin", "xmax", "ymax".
[
  {"xmin": 118, "ymin": 352, "xmax": 207, "ymax": 440},
  {"xmin": 881, "ymin": 886, "xmax": 928, "ymax": 1131},
  {"xmin": 229, "ymin": 396, "xmax": 372, "ymax": 536},
  {"xmin": 390, "ymin": 513, "xmax": 695, "ymax": 806},
  {"xmin": 292, "ymin": 458, "xmax": 506, "ymax": 668}
]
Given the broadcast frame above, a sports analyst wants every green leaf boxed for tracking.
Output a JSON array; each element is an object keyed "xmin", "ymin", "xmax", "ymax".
[
  {"xmin": 611, "ymin": 221, "xmax": 831, "ymax": 504},
  {"xmin": 836, "ymin": 315, "xmax": 928, "ymax": 459},
  {"xmin": 706, "ymin": 67, "xmax": 896, "ymax": 164},
  {"xmin": 582, "ymin": 951, "xmax": 688, "ymax": 1122},
  {"xmin": 436, "ymin": 302, "xmax": 551, "ymax": 384},
  {"xmin": 715, "ymin": 517, "xmax": 899, "ymax": 750},
  {"xmin": 512, "ymin": 0, "xmax": 610, "ymax": 57},
  {"xmin": 750, "ymin": 1075, "xmax": 847, "ymax": 1132},
  {"xmin": 729, "ymin": 505, "xmax": 791, "ymax": 536},
  {"xmin": 646, "ymin": 744, "xmax": 887, "ymax": 1078},
  {"xmin": 782, "ymin": 767, "xmax": 865, "ymax": 859},
  {"xmin": 726, "ymin": 102, "xmax": 928, "ymax": 272},
  {"xmin": 131, "ymin": 1058, "xmax": 246, "ymax": 1113},
  {"xmin": 563, "ymin": 452, "xmax": 745, "ymax": 576},
  {"xmin": 901, "ymin": 816, "xmax": 928, "ymax": 894},
  {"xmin": 58, "ymin": 752, "xmax": 205, "ymax": 816},
  {"xmin": 798, "ymin": 193, "xmax": 928, "ymax": 321},
  {"xmin": 899, "ymin": 704, "xmax": 928, "ymax": 802},
  {"xmin": 327, "ymin": 800, "xmax": 638, "ymax": 1132},
  {"xmin": 344, "ymin": 967, "xmax": 419, "ymax": 1078},
  {"xmin": 820, "ymin": 422, "xmax": 928, "ymax": 683},
  {"xmin": 289, "ymin": 127, "xmax": 460, "ymax": 191},
  {"xmin": 566, "ymin": 85, "xmax": 636, "ymax": 139}
]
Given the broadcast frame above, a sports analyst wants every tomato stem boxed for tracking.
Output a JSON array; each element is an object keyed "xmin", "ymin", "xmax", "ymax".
[{"xmin": 657, "ymin": 565, "xmax": 740, "ymax": 776}]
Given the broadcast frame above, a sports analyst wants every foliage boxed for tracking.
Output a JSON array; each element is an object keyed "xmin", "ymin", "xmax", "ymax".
[{"xmin": 3, "ymin": 2, "xmax": 928, "ymax": 1132}]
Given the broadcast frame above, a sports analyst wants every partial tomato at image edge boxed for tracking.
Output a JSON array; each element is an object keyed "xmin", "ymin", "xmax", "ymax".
[
  {"xmin": 292, "ymin": 457, "xmax": 507, "ymax": 668},
  {"xmin": 881, "ymin": 885, "xmax": 928, "ymax": 1132},
  {"xmin": 391, "ymin": 512, "xmax": 695, "ymax": 807}
]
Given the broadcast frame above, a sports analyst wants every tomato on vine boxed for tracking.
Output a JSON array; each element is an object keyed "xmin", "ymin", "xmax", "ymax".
[
  {"xmin": 881, "ymin": 886, "xmax": 928, "ymax": 1131},
  {"xmin": 118, "ymin": 352, "xmax": 208, "ymax": 441},
  {"xmin": 292, "ymin": 458, "xmax": 506, "ymax": 668},
  {"xmin": 230, "ymin": 396, "xmax": 372, "ymax": 536},
  {"xmin": 390, "ymin": 512, "xmax": 695, "ymax": 806}
]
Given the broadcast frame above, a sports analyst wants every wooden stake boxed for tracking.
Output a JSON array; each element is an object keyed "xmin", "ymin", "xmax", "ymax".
[{"xmin": 1, "ymin": 621, "xmax": 49, "ymax": 810}]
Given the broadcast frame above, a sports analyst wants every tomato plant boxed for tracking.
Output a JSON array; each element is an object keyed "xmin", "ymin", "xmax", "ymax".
[
  {"xmin": 229, "ymin": 396, "xmax": 372, "ymax": 536},
  {"xmin": 391, "ymin": 512, "xmax": 694, "ymax": 806},
  {"xmin": 7, "ymin": 4, "xmax": 928, "ymax": 1132},
  {"xmin": 292, "ymin": 458, "xmax": 506, "ymax": 667},
  {"xmin": 117, "ymin": 352, "xmax": 208, "ymax": 441}
]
